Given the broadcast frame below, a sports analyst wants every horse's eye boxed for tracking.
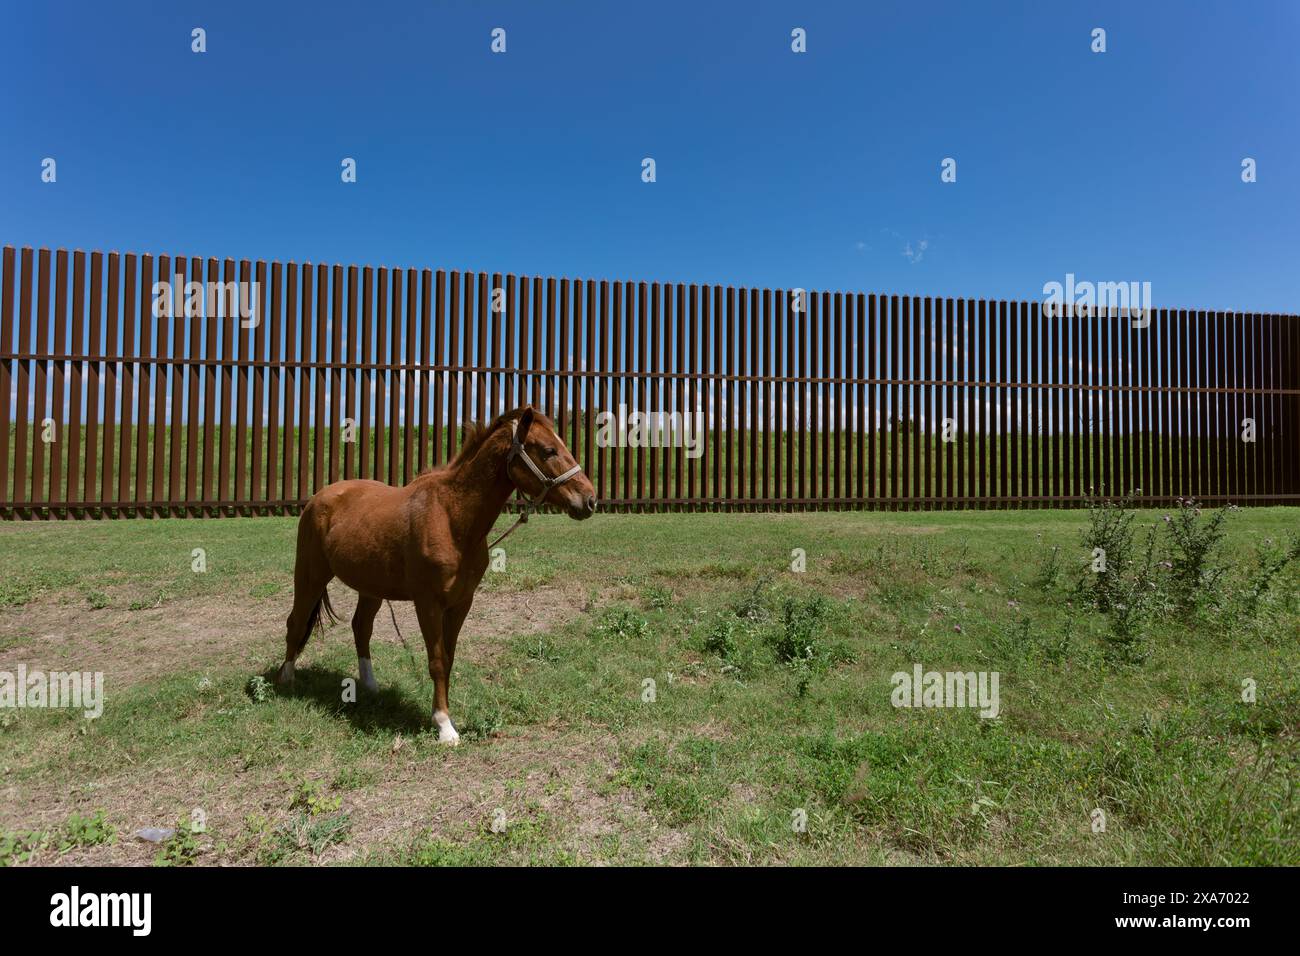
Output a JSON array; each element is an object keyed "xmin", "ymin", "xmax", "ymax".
[{"xmin": 543, "ymin": 447, "xmax": 558, "ymax": 458}]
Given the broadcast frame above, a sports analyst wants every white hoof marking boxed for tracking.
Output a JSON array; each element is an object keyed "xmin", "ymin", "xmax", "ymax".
[
  {"xmin": 434, "ymin": 709, "xmax": 460, "ymax": 746},
  {"xmin": 358, "ymin": 658, "xmax": 379, "ymax": 693},
  {"xmin": 277, "ymin": 660, "xmax": 295, "ymax": 687}
]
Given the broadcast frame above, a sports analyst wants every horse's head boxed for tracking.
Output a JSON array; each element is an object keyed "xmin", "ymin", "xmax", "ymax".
[{"xmin": 506, "ymin": 407, "xmax": 597, "ymax": 520}]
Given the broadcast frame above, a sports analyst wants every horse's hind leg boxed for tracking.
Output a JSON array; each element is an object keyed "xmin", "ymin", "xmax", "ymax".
[
  {"xmin": 277, "ymin": 528, "xmax": 335, "ymax": 687},
  {"xmin": 352, "ymin": 594, "xmax": 382, "ymax": 692},
  {"xmin": 277, "ymin": 577, "xmax": 332, "ymax": 687}
]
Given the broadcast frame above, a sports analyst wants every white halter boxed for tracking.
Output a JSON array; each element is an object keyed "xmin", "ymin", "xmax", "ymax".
[{"xmin": 487, "ymin": 435, "xmax": 583, "ymax": 549}]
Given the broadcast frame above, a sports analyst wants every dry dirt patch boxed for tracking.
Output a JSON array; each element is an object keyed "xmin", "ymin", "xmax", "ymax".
[
  {"xmin": 3, "ymin": 726, "xmax": 686, "ymax": 867},
  {"xmin": 0, "ymin": 583, "xmax": 586, "ymax": 690}
]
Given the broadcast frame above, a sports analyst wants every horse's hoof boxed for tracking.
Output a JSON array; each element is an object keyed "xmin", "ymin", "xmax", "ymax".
[
  {"xmin": 434, "ymin": 710, "xmax": 460, "ymax": 746},
  {"xmin": 276, "ymin": 661, "xmax": 295, "ymax": 688},
  {"xmin": 358, "ymin": 658, "xmax": 379, "ymax": 694}
]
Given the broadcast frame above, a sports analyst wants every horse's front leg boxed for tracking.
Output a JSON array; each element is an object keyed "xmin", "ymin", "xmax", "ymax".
[
  {"xmin": 441, "ymin": 598, "xmax": 473, "ymax": 692},
  {"xmin": 413, "ymin": 597, "xmax": 458, "ymax": 745}
]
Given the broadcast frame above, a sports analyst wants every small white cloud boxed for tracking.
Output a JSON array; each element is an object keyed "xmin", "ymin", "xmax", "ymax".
[{"xmin": 903, "ymin": 239, "xmax": 929, "ymax": 264}]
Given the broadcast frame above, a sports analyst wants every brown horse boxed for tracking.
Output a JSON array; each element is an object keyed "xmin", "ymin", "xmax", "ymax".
[{"xmin": 275, "ymin": 406, "xmax": 596, "ymax": 744}]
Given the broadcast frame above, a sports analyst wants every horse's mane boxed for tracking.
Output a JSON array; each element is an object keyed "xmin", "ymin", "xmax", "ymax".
[{"xmin": 423, "ymin": 406, "xmax": 555, "ymax": 474}]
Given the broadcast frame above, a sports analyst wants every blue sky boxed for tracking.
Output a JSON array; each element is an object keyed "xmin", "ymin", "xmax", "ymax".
[{"xmin": 2, "ymin": 0, "xmax": 1297, "ymax": 312}]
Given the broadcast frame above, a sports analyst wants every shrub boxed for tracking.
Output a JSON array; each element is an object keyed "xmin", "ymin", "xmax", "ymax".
[
  {"xmin": 595, "ymin": 606, "xmax": 651, "ymax": 641},
  {"xmin": 59, "ymin": 810, "xmax": 116, "ymax": 851},
  {"xmin": 731, "ymin": 576, "xmax": 772, "ymax": 622},
  {"xmin": 246, "ymin": 675, "xmax": 273, "ymax": 702},
  {"xmin": 291, "ymin": 779, "xmax": 341, "ymax": 817},
  {"xmin": 1032, "ymin": 534, "xmax": 1063, "ymax": 591},
  {"xmin": 1080, "ymin": 492, "xmax": 1139, "ymax": 613},
  {"xmin": 0, "ymin": 830, "xmax": 49, "ymax": 866},
  {"xmin": 1078, "ymin": 494, "xmax": 1176, "ymax": 664},
  {"xmin": 1102, "ymin": 521, "xmax": 1162, "ymax": 665},
  {"xmin": 1163, "ymin": 498, "xmax": 1229, "ymax": 614},
  {"xmin": 703, "ymin": 613, "xmax": 739, "ymax": 660},
  {"xmin": 1233, "ymin": 534, "xmax": 1300, "ymax": 621},
  {"xmin": 642, "ymin": 584, "xmax": 673, "ymax": 611},
  {"xmin": 772, "ymin": 595, "xmax": 829, "ymax": 665}
]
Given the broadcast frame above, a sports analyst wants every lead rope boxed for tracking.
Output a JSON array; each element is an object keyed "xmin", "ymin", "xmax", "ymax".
[
  {"xmin": 386, "ymin": 600, "xmax": 423, "ymax": 681},
  {"xmin": 487, "ymin": 505, "xmax": 529, "ymax": 550}
]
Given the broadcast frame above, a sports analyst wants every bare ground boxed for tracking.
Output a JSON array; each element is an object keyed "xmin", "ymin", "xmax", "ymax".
[
  {"xmin": 5, "ymin": 723, "xmax": 688, "ymax": 866},
  {"xmin": 0, "ymin": 581, "xmax": 585, "ymax": 691},
  {"xmin": 0, "ymin": 580, "xmax": 696, "ymax": 865}
]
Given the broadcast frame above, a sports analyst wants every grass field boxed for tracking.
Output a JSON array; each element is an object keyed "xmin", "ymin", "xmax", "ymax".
[{"xmin": 0, "ymin": 505, "xmax": 1297, "ymax": 866}]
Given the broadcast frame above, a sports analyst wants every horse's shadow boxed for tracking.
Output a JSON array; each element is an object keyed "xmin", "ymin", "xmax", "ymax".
[{"xmin": 260, "ymin": 665, "xmax": 431, "ymax": 735}]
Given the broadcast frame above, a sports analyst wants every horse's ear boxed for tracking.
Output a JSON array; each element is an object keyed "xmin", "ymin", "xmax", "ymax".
[{"xmin": 514, "ymin": 406, "xmax": 534, "ymax": 444}]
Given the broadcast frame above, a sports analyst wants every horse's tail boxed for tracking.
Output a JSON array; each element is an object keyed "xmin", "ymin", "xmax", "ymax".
[
  {"xmin": 293, "ymin": 588, "xmax": 339, "ymax": 657},
  {"xmin": 310, "ymin": 589, "xmax": 340, "ymax": 637}
]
